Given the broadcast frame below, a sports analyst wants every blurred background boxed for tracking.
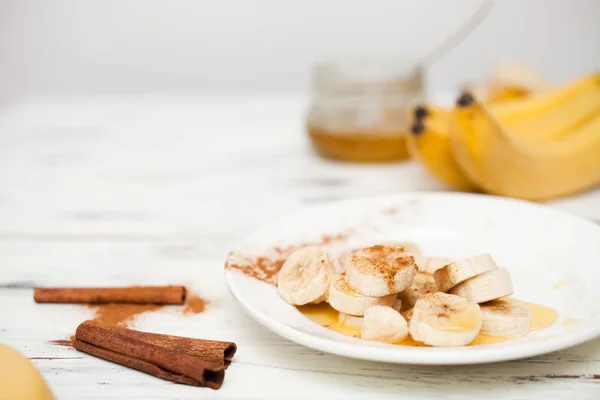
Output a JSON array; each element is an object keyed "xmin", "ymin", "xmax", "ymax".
[
  {"xmin": 1, "ymin": 0, "xmax": 599, "ymax": 224},
  {"xmin": 1, "ymin": 0, "xmax": 599, "ymax": 101}
]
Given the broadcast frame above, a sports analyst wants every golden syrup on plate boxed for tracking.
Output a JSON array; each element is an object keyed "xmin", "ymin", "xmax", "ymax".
[
  {"xmin": 507, "ymin": 299, "xmax": 559, "ymax": 331},
  {"xmin": 298, "ymin": 298, "xmax": 559, "ymax": 346},
  {"xmin": 299, "ymin": 303, "xmax": 361, "ymax": 338}
]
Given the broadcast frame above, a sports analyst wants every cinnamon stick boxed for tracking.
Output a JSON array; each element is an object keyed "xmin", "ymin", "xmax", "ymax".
[
  {"xmin": 107, "ymin": 325, "xmax": 236, "ymax": 367},
  {"xmin": 34, "ymin": 286, "xmax": 186, "ymax": 305},
  {"xmin": 74, "ymin": 321, "xmax": 231, "ymax": 389}
]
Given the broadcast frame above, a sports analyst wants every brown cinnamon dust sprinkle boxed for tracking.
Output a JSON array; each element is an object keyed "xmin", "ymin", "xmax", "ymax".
[
  {"xmin": 49, "ymin": 293, "xmax": 209, "ymax": 346},
  {"xmin": 350, "ymin": 245, "xmax": 415, "ymax": 290},
  {"xmin": 183, "ymin": 295, "xmax": 208, "ymax": 314},
  {"xmin": 362, "ymin": 245, "xmax": 414, "ymax": 271},
  {"xmin": 321, "ymin": 232, "xmax": 349, "ymax": 244},
  {"xmin": 225, "ymin": 232, "xmax": 351, "ymax": 285},
  {"xmin": 90, "ymin": 303, "xmax": 164, "ymax": 327}
]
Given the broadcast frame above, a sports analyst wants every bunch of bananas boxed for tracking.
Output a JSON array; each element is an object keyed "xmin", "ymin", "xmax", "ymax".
[{"xmin": 407, "ymin": 70, "xmax": 600, "ymax": 201}]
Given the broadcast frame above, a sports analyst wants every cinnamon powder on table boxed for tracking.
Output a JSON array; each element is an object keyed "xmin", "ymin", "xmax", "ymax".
[
  {"xmin": 182, "ymin": 295, "xmax": 208, "ymax": 314},
  {"xmin": 49, "ymin": 294, "xmax": 208, "ymax": 346},
  {"xmin": 87, "ymin": 292, "xmax": 209, "ymax": 325},
  {"xmin": 90, "ymin": 303, "xmax": 164, "ymax": 327}
]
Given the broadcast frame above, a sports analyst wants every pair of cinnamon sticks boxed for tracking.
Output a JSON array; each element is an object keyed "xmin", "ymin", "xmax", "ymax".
[
  {"xmin": 35, "ymin": 285, "xmax": 236, "ymax": 390},
  {"xmin": 74, "ymin": 321, "xmax": 236, "ymax": 389}
]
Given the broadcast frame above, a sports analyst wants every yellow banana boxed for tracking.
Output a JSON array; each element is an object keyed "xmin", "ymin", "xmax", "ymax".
[
  {"xmin": 492, "ymin": 74, "xmax": 600, "ymax": 140},
  {"xmin": 449, "ymin": 93, "xmax": 600, "ymax": 200},
  {"xmin": 0, "ymin": 344, "xmax": 55, "ymax": 400},
  {"xmin": 408, "ymin": 73, "xmax": 600, "ymax": 191},
  {"xmin": 422, "ymin": 74, "xmax": 600, "ymax": 139},
  {"xmin": 407, "ymin": 111, "xmax": 476, "ymax": 191},
  {"xmin": 485, "ymin": 87, "xmax": 530, "ymax": 103}
]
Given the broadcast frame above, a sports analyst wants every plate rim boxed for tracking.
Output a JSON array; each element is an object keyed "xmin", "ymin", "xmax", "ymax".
[{"xmin": 225, "ymin": 192, "xmax": 600, "ymax": 365}]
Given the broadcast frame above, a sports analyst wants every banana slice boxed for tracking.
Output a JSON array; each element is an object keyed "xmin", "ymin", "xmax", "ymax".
[
  {"xmin": 414, "ymin": 255, "xmax": 453, "ymax": 275},
  {"xmin": 277, "ymin": 246, "xmax": 332, "ymax": 305},
  {"xmin": 480, "ymin": 300, "xmax": 531, "ymax": 338},
  {"xmin": 328, "ymin": 274, "xmax": 396, "ymax": 316},
  {"xmin": 409, "ymin": 292, "xmax": 482, "ymax": 347},
  {"xmin": 434, "ymin": 254, "xmax": 498, "ymax": 292},
  {"xmin": 397, "ymin": 272, "xmax": 438, "ymax": 311},
  {"xmin": 345, "ymin": 245, "xmax": 416, "ymax": 296},
  {"xmin": 360, "ymin": 306, "xmax": 409, "ymax": 343},
  {"xmin": 450, "ymin": 268, "xmax": 513, "ymax": 303},
  {"xmin": 338, "ymin": 312, "xmax": 364, "ymax": 327},
  {"xmin": 338, "ymin": 241, "xmax": 420, "ymax": 265}
]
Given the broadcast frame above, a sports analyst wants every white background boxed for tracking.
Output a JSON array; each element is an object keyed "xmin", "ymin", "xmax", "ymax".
[{"xmin": 1, "ymin": 0, "xmax": 599, "ymax": 101}]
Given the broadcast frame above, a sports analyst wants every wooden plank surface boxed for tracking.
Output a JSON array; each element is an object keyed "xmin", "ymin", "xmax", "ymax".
[{"xmin": 1, "ymin": 96, "xmax": 599, "ymax": 399}]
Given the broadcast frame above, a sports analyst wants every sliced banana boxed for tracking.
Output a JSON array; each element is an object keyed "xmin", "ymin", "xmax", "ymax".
[
  {"xmin": 480, "ymin": 300, "xmax": 531, "ymax": 338},
  {"xmin": 310, "ymin": 252, "xmax": 343, "ymax": 304},
  {"xmin": 338, "ymin": 242, "xmax": 419, "ymax": 266},
  {"xmin": 345, "ymin": 245, "xmax": 416, "ymax": 296},
  {"xmin": 338, "ymin": 312, "xmax": 364, "ymax": 327},
  {"xmin": 328, "ymin": 274, "xmax": 396, "ymax": 316},
  {"xmin": 414, "ymin": 255, "xmax": 453, "ymax": 275},
  {"xmin": 360, "ymin": 306, "xmax": 409, "ymax": 343},
  {"xmin": 397, "ymin": 272, "xmax": 438, "ymax": 311},
  {"xmin": 409, "ymin": 292, "xmax": 482, "ymax": 347},
  {"xmin": 433, "ymin": 254, "xmax": 498, "ymax": 292},
  {"xmin": 277, "ymin": 246, "xmax": 332, "ymax": 305},
  {"xmin": 449, "ymin": 268, "xmax": 513, "ymax": 303}
]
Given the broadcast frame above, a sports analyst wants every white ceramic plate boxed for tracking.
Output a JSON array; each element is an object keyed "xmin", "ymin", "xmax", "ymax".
[{"xmin": 225, "ymin": 193, "xmax": 600, "ymax": 364}]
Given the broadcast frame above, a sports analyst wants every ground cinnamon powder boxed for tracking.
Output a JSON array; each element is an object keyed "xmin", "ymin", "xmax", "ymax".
[
  {"xmin": 321, "ymin": 232, "xmax": 350, "ymax": 245},
  {"xmin": 89, "ymin": 303, "xmax": 164, "ymax": 327},
  {"xmin": 349, "ymin": 245, "xmax": 415, "ymax": 290},
  {"xmin": 182, "ymin": 295, "xmax": 208, "ymax": 314},
  {"xmin": 50, "ymin": 293, "xmax": 209, "ymax": 346}
]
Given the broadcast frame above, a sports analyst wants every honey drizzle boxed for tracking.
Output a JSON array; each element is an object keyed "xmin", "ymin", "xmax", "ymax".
[
  {"xmin": 507, "ymin": 299, "xmax": 559, "ymax": 331},
  {"xmin": 298, "ymin": 298, "xmax": 559, "ymax": 347}
]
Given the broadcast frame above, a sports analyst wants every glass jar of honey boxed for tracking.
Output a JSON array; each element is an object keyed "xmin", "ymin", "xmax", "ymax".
[{"xmin": 306, "ymin": 59, "xmax": 423, "ymax": 162}]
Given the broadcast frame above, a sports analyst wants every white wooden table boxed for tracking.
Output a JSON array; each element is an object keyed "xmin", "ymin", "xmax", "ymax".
[{"xmin": 1, "ymin": 96, "xmax": 599, "ymax": 399}]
